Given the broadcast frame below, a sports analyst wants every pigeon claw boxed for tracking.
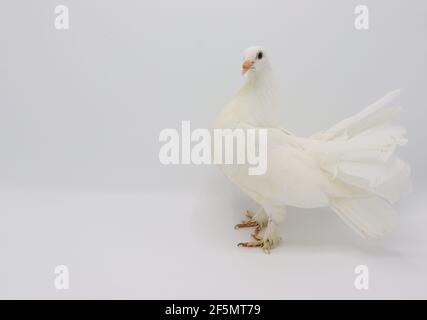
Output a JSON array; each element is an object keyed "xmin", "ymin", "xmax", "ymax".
[
  {"xmin": 234, "ymin": 220, "xmax": 258, "ymax": 229},
  {"xmin": 237, "ymin": 240, "xmax": 263, "ymax": 248},
  {"xmin": 251, "ymin": 225, "xmax": 262, "ymax": 241},
  {"xmin": 234, "ymin": 210, "xmax": 261, "ymax": 229},
  {"xmin": 237, "ymin": 239, "xmax": 274, "ymax": 254}
]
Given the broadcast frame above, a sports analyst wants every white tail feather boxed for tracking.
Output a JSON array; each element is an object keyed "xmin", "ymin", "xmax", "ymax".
[
  {"xmin": 309, "ymin": 90, "xmax": 411, "ymax": 204},
  {"xmin": 315, "ymin": 90, "xmax": 410, "ymax": 238},
  {"xmin": 312, "ymin": 89, "xmax": 403, "ymax": 141},
  {"xmin": 330, "ymin": 197, "xmax": 397, "ymax": 239}
]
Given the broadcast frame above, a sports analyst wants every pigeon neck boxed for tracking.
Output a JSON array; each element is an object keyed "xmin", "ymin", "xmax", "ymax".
[
  {"xmin": 245, "ymin": 64, "xmax": 273, "ymax": 87},
  {"xmin": 240, "ymin": 64, "xmax": 279, "ymax": 126}
]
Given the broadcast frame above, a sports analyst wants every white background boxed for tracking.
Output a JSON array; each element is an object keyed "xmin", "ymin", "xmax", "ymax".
[{"xmin": 0, "ymin": 0, "xmax": 426, "ymax": 299}]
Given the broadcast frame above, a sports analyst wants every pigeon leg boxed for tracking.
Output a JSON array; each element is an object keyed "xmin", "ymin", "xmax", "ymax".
[
  {"xmin": 245, "ymin": 209, "xmax": 255, "ymax": 219},
  {"xmin": 237, "ymin": 234, "xmax": 280, "ymax": 254},
  {"xmin": 238, "ymin": 211, "xmax": 283, "ymax": 253},
  {"xmin": 235, "ymin": 207, "xmax": 269, "ymax": 242}
]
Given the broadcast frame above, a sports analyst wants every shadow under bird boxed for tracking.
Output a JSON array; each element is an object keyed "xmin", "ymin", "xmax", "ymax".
[{"xmin": 213, "ymin": 46, "xmax": 411, "ymax": 252}]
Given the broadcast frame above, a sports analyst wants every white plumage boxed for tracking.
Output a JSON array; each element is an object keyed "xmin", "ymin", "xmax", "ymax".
[{"xmin": 213, "ymin": 46, "xmax": 411, "ymax": 251}]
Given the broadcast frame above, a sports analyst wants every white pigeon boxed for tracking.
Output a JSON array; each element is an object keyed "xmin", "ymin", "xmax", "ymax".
[{"xmin": 213, "ymin": 46, "xmax": 411, "ymax": 252}]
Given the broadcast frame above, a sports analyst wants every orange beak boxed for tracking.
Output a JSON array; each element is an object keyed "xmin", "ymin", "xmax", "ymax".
[{"xmin": 241, "ymin": 60, "xmax": 253, "ymax": 75}]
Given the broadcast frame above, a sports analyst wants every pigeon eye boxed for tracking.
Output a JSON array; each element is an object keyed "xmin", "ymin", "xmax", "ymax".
[{"xmin": 257, "ymin": 51, "xmax": 263, "ymax": 60}]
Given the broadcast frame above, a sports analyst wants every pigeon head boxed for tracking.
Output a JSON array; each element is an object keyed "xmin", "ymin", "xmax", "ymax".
[{"xmin": 241, "ymin": 46, "xmax": 268, "ymax": 75}]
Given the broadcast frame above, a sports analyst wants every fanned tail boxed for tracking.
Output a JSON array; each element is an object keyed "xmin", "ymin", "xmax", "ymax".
[
  {"xmin": 311, "ymin": 89, "xmax": 403, "ymax": 142},
  {"xmin": 310, "ymin": 90, "xmax": 411, "ymax": 238}
]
